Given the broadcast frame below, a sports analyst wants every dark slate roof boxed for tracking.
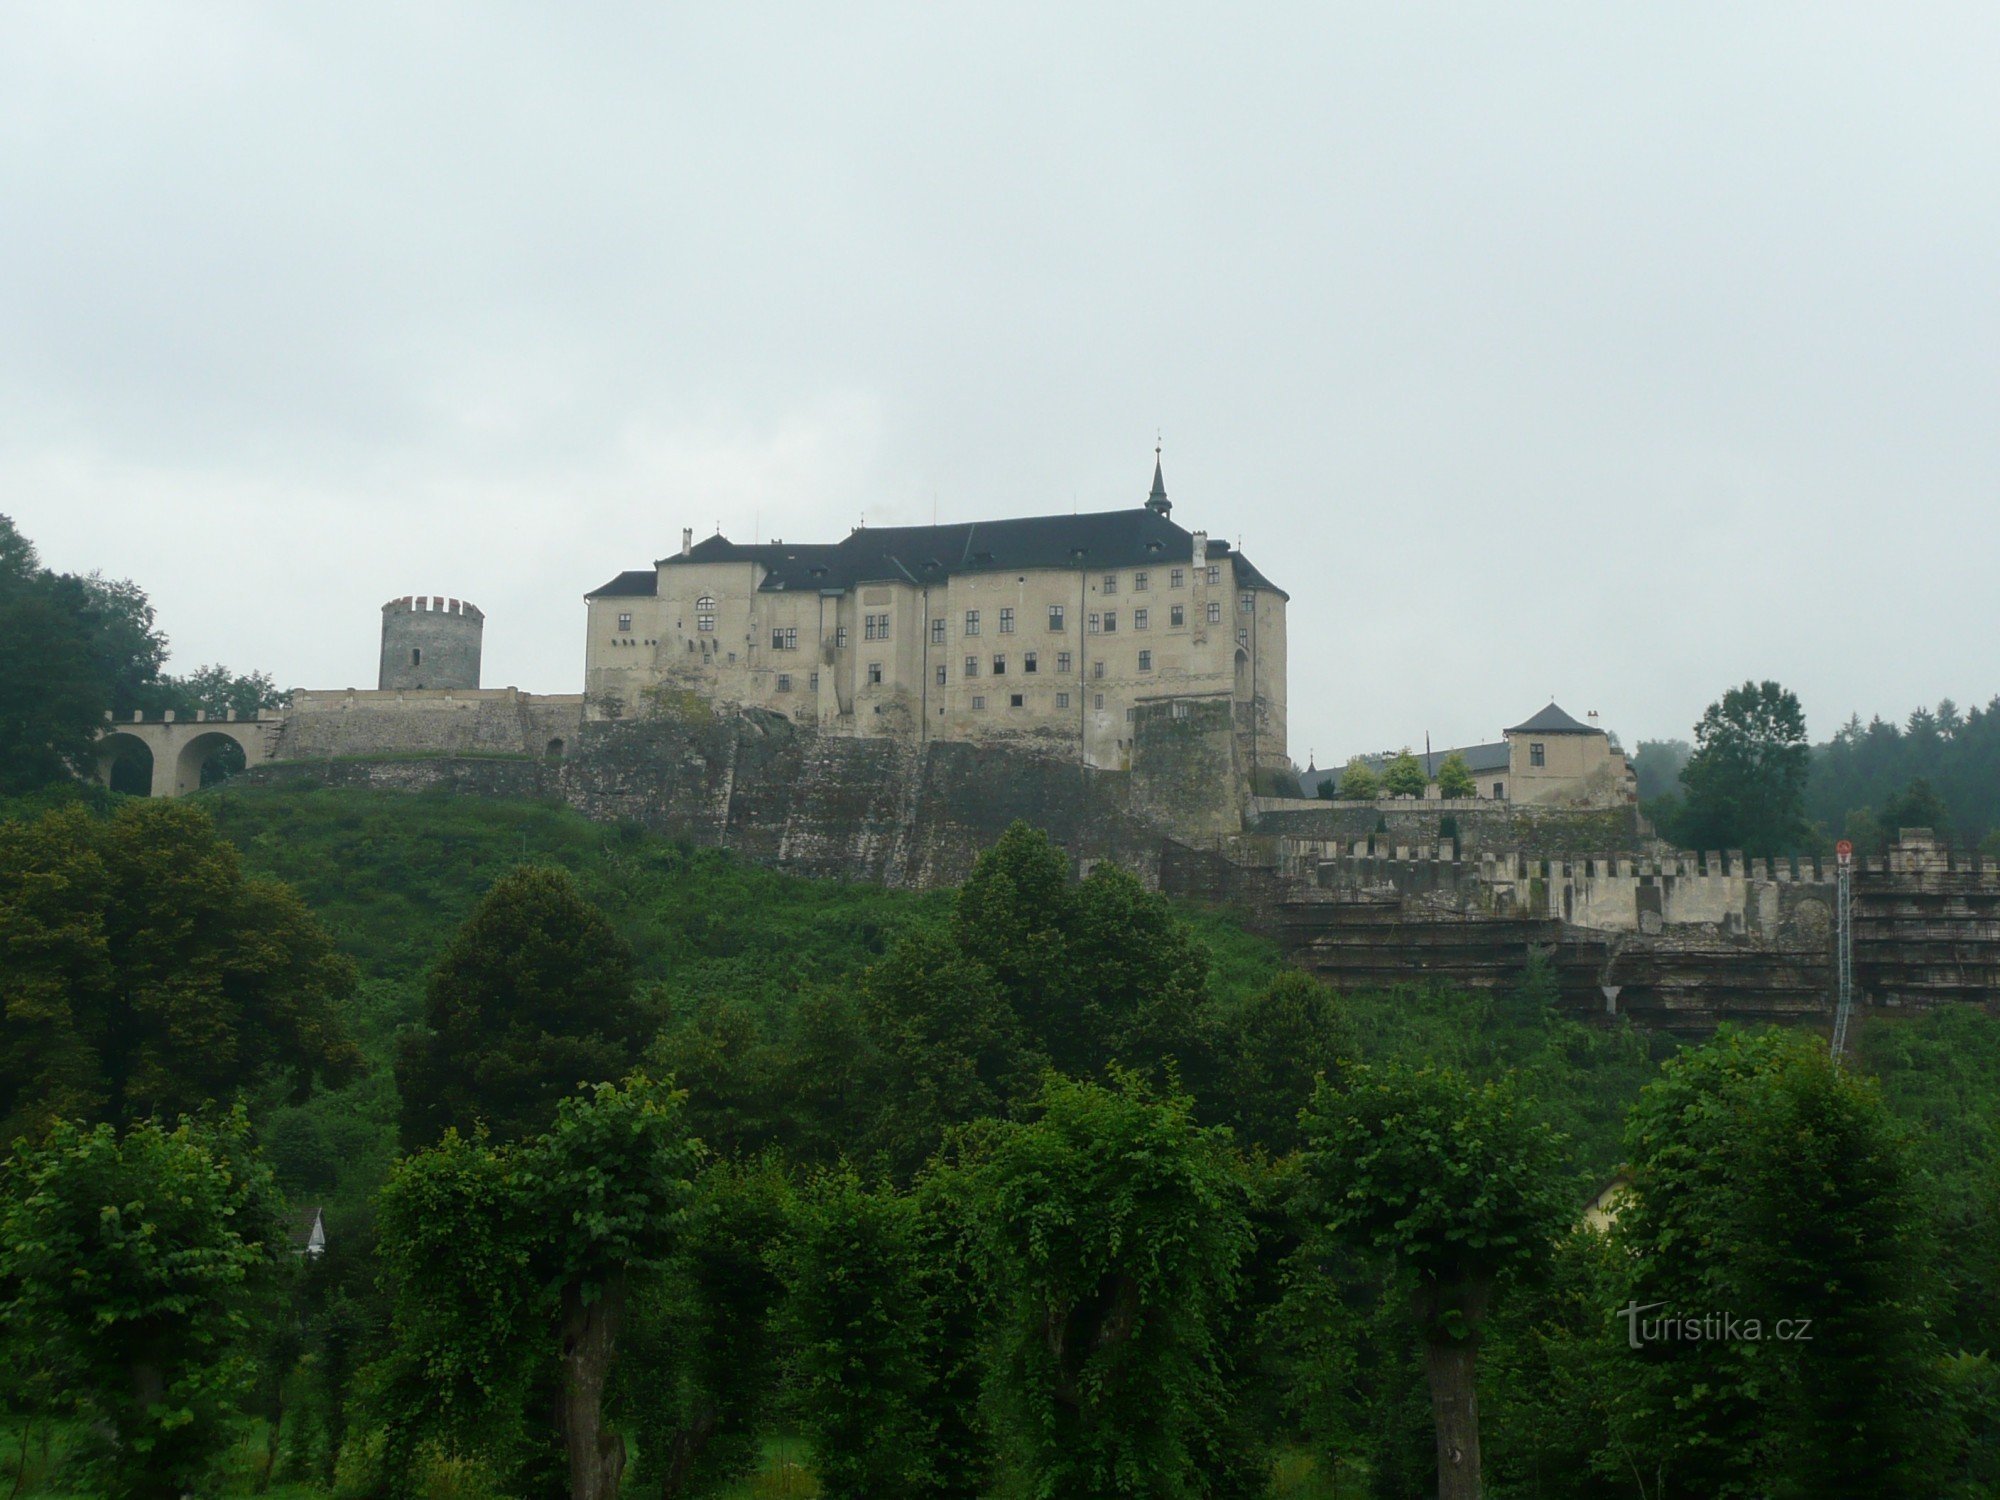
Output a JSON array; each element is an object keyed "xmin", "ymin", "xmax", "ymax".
[
  {"xmin": 1295, "ymin": 740, "xmax": 1510, "ymax": 796},
  {"xmin": 585, "ymin": 569, "xmax": 659, "ymax": 599},
  {"xmin": 641, "ymin": 507, "xmax": 1287, "ymax": 599},
  {"xmin": 1505, "ymin": 702, "xmax": 1602, "ymax": 736}
]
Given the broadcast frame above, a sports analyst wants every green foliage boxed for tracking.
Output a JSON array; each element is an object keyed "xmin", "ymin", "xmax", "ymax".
[
  {"xmin": 1608, "ymin": 1027, "xmax": 1947, "ymax": 1498},
  {"xmin": 1335, "ymin": 758, "xmax": 1379, "ymax": 800},
  {"xmin": 396, "ymin": 865, "xmax": 654, "ymax": 1148},
  {"xmin": 952, "ymin": 822, "xmax": 1215, "ymax": 1087},
  {"xmin": 1435, "ymin": 751, "xmax": 1476, "ymax": 801},
  {"xmin": 1678, "ymin": 679, "xmax": 1811, "ymax": 854},
  {"xmin": 957, "ymin": 1073, "xmax": 1259, "ymax": 1499},
  {"xmin": 618, "ymin": 1155, "xmax": 793, "ymax": 1498},
  {"xmin": 1810, "ymin": 696, "xmax": 2000, "ymax": 847},
  {"xmin": 0, "ymin": 518, "xmax": 112, "ymax": 795},
  {"xmin": 1381, "ymin": 749, "xmax": 1427, "ymax": 800},
  {"xmin": 773, "ymin": 1168, "xmax": 958, "ymax": 1500},
  {"xmin": 1631, "ymin": 738, "xmax": 1693, "ymax": 802},
  {"xmin": 0, "ymin": 799, "xmax": 361, "ymax": 1142},
  {"xmin": 371, "ymin": 1075, "xmax": 699, "ymax": 1496},
  {"xmin": 0, "ymin": 1108, "xmax": 284, "ymax": 1499},
  {"xmin": 1302, "ymin": 1062, "xmax": 1571, "ymax": 1316},
  {"xmin": 1222, "ymin": 971, "xmax": 1349, "ymax": 1156}
]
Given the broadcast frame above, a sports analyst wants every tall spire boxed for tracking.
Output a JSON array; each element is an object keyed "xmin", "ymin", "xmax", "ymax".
[{"xmin": 1146, "ymin": 440, "xmax": 1171, "ymax": 516}]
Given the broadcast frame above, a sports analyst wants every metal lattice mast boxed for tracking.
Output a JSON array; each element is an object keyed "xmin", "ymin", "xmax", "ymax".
[{"xmin": 1830, "ymin": 841, "xmax": 1855, "ymax": 1062}]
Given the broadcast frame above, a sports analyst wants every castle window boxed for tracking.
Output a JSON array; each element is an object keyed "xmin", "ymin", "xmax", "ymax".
[
  {"xmin": 1095, "ymin": 693, "xmax": 1105, "ymax": 710},
  {"xmin": 964, "ymin": 609, "xmax": 981, "ymax": 636},
  {"xmin": 411, "ymin": 648, "xmax": 421, "ymax": 666},
  {"xmin": 1102, "ymin": 573, "xmax": 1118, "ymax": 594},
  {"xmin": 936, "ymin": 665, "xmax": 947, "ymax": 686},
  {"xmin": 1126, "ymin": 708, "xmax": 1137, "ymax": 722},
  {"xmin": 1206, "ymin": 601, "xmax": 1222, "ymax": 624},
  {"xmin": 1173, "ymin": 701, "xmax": 1190, "ymax": 719},
  {"xmin": 868, "ymin": 662, "xmax": 883, "ymax": 685},
  {"xmin": 1170, "ymin": 604, "xmax": 1185, "ymax": 627},
  {"xmin": 697, "ymin": 597, "xmax": 716, "ymax": 631},
  {"xmin": 1048, "ymin": 604, "xmax": 1065, "ymax": 631},
  {"xmin": 1056, "ymin": 691, "xmax": 1071, "ymax": 709},
  {"xmin": 1237, "ymin": 628, "xmax": 1249, "ymax": 648},
  {"xmin": 1170, "ymin": 568, "xmax": 1184, "ymax": 588},
  {"xmin": 1010, "ymin": 693, "xmax": 1024, "ymax": 708},
  {"xmin": 1057, "ymin": 651, "xmax": 1072, "ymax": 673},
  {"xmin": 1024, "ymin": 651, "xmax": 1038, "ymax": 673},
  {"xmin": 864, "ymin": 612, "xmax": 889, "ymax": 641},
  {"xmin": 1134, "ymin": 608, "xmax": 1148, "ymax": 631},
  {"xmin": 618, "ymin": 612, "xmax": 632, "ymax": 633},
  {"xmin": 931, "ymin": 618, "xmax": 946, "ymax": 644},
  {"xmin": 992, "ymin": 654, "xmax": 1006, "ymax": 675},
  {"xmin": 809, "ymin": 671, "xmax": 820, "ymax": 690},
  {"xmin": 1102, "ymin": 610, "xmax": 1117, "ymax": 633},
  {"xmin": 1206, "ymin": 565, "xmax": 1221, "ymax": 585},
  {"xmin": 1087, "ymin": 612, "xmax": 1101, "ymax": 634},
  {"xmin": 1494, "ymin": 782, "xmax": 1506, "ymax": 799},
  {"xmin": 772, "ymin": 627, "xmax": 798, "ymax": 650},
  {"xmin": 776, "ymin": 674, "xmax": 792, "ymax": 693},
  {"xmin": 964, "ymin": 655, "xmax": 978, "ymax": 678},
  {"xmin": 972, "ymin": 695, "xmax": 986, "ymax": 711},
  {"xmin": 834, "ymin": 625, "xmax": 849, "ymax": 648},
  {"xmin": 1239, "ymin": 591, "xmax": 1254, "ymax": 614},
  {"xmin": 1530, "ymin": 742, "xmax": 1546, "ymax": 767},
  {"xmin": 1138, "ymin": 650, "xmax": 1153, "ymax": 671},
  {"xmin": 1134, "ymin": 571, "xmax": 1149, "ymax": 592},
  {"xmin": 999, "ymin": 607, "xmax": 1015, "ymax": 634},
  {"xmin": 1093, "ymin": 661, "xmax": 1105, "ymax": 680}
]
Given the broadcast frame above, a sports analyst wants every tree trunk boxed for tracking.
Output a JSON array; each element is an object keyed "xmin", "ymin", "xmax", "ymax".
[
  {"xmin": 1413, "ymin": 1276, "xmax": 1491, "ymax": 1500},
  {"xmin": 557, "ymin": 1276, "xmax": 628, "ymax": 1500}
]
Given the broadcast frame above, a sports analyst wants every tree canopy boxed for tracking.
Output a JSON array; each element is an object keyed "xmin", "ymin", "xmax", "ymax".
[
  {"xmin": 1676, "ymin": 680, "xmax": 1812, "ymax": 854},
  {"xmin": 0, "ymin": 800, "xmax": 361, "ymax": 1141}
]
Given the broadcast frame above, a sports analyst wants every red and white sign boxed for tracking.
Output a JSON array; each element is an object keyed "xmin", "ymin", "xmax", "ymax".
[{"xmin": 1836, "ymin": 839, "xmax": 1853, "ymax": 866}]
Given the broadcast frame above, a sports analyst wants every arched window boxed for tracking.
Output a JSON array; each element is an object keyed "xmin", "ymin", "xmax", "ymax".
[{"xmin": 696, "ymin": 596, "xmax": 716, "ymax": 632}]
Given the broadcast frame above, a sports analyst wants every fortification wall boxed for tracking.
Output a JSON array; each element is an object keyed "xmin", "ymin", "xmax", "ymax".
[
  {"xmin": 274, "ymin": 689, "xmax": 584, "ymax": 761},
  {"xmin": 379, "ymin": 595, "xmax": 484, "ymax": 691},
  {"xmin": 1247, "ymin": 797, "xmax": 1650, "ymax": 856}
]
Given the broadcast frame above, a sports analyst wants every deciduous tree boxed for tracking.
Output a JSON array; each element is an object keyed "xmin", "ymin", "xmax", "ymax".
[
  {"xmin": 1678, "ymin": 680, "xmax": 1811, "ymax": 854},
  {"xmin": 396, "ymin": 865, "xmax": 653, "ymax": 1148},
  {"xmin": 1336, "ymin": 758, "xmax": 1380, "ymax": 800},
  {"xmin": 1301, "ymin": 1063, "xmax": 1570, "ymax": 1500},
  {"xmin": 0, "ymin": 1108, "xmax": 283, "ymax": 1500},
  {"xmin": 0, "ymin": 800, "xmax": 360, "ymax": 1140},
  {"xmin": 1383, "ymin": 749, "xmax": 1429, "ymax": 799},
  {"xmin": 1436, "ymin": 750, "xmax": 1477, "ymax": 801}
]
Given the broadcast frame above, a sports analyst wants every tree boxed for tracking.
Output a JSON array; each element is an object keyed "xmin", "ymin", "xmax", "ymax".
[
  {"xmin": 1631, "ymin": 739, "xmax": 1693, "ymax": 802},
  {"xmin": 951, "ymin": 822, "xmax": 1216, "ymax": 1086},
  {"xmin": 0, "ymin": 1109, "xmax": 283, "ymax": 1499},
  {"xmin": 167, "ymin": 663, "xmax": 287, "ymax": 719},
  {"xmin": 1301, "ymin": 1063, "xmax": 1570, "ymax": 1500},
  {"xmin": 1383, "ymin": 749, "xmax": 1429, "ymax": 799},
  {"xmin": 0, "ymin": 800, "xmax": 360, "ymax": 1141},
  {"xmin": 1678, "ymin": 680, "xmax": 1811, "ymax": 854},
  {"xmin": 958, "ymin": 1073, "xmax": 1258, "ymax": 1499},
  {"xmin": 1605, "ymin": 1028, "xmax": 1946, "ymax": 1498},
  {"xmin": 1224, "ymin": 971, "xmax": 1349, "ymax": 1156},
  {"xmin": 397, "ymin": 865, "xmax": 654, "ymax": 1148},
  {"xmin": 616, "ymin": 1155, "xmax": 792, "ymax": 1497},
  {"xmin": 1336, "ymin": 758, "xmax": 1380, "ymax": 800},
  {"xmin": 0, "ymin": 519, "xmax": 109, "ymax": 795},
  {"xmin": 1436, "ymin": 751, "xmax": 1477, "ymax": 801},
  {"xmin": 1880, "ymin": 777, "xmax": 1951, "ymax": 840},
  {"xmin": 374, "ymin": 1074, "xmax": 700, "ymax": 1500},
  {"xmin": 860, "ymin": 922, "xmax": 1034, "ymax": 1176},
  {"xmin": 774, "ymin": 1167, "xmax": 961, "ymax": 1499}
]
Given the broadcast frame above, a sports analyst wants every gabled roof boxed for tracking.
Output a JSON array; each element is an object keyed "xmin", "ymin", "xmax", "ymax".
[
  {"xmin": 1506, "ymin": 702, "xmax": 1602, "ymax": 736},
  {"xmin": 585, "ymin": 569, "xmax": 659, "ymax": 599},
  {"xmin": 636, "ymin": 507, "xmax": 1287, "ymax": 599}
]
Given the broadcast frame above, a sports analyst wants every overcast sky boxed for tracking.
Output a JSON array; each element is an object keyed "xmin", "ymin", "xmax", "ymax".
[{"xmin": 5, "ymin": 5, "xmax": 1997, "ymax": 765}]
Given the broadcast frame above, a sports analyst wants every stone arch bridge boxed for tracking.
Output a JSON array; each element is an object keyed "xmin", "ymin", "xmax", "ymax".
[{"xmin": 93, "ymin": 710, "xmax": 285, "ymax": 797}]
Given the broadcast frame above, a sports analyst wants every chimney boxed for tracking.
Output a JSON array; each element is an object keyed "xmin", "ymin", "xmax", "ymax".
[
  {"xmin": 1192, "ymin": 530, "xmax": 1208, "ymax": 570},
  {"xmin": 681, "ymin": 527, "xmax": 693, "ymax": 558}
]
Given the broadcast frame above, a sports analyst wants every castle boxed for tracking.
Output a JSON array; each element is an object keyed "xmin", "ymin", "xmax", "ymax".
[{"xmin": 581, "ymin": 456, "xmax": 1292, "ymax": 782}]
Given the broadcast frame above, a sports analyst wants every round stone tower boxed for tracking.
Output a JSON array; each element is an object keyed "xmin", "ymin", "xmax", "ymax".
[{"xmin": 379, "ymin": 595, "xmax": 483, "ymax": 690}]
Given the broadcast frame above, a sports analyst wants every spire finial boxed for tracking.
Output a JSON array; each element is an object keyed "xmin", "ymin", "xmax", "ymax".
[{"xmin": 1146, "ymin": 438, "xmax": 1172, "ymax": 517}]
